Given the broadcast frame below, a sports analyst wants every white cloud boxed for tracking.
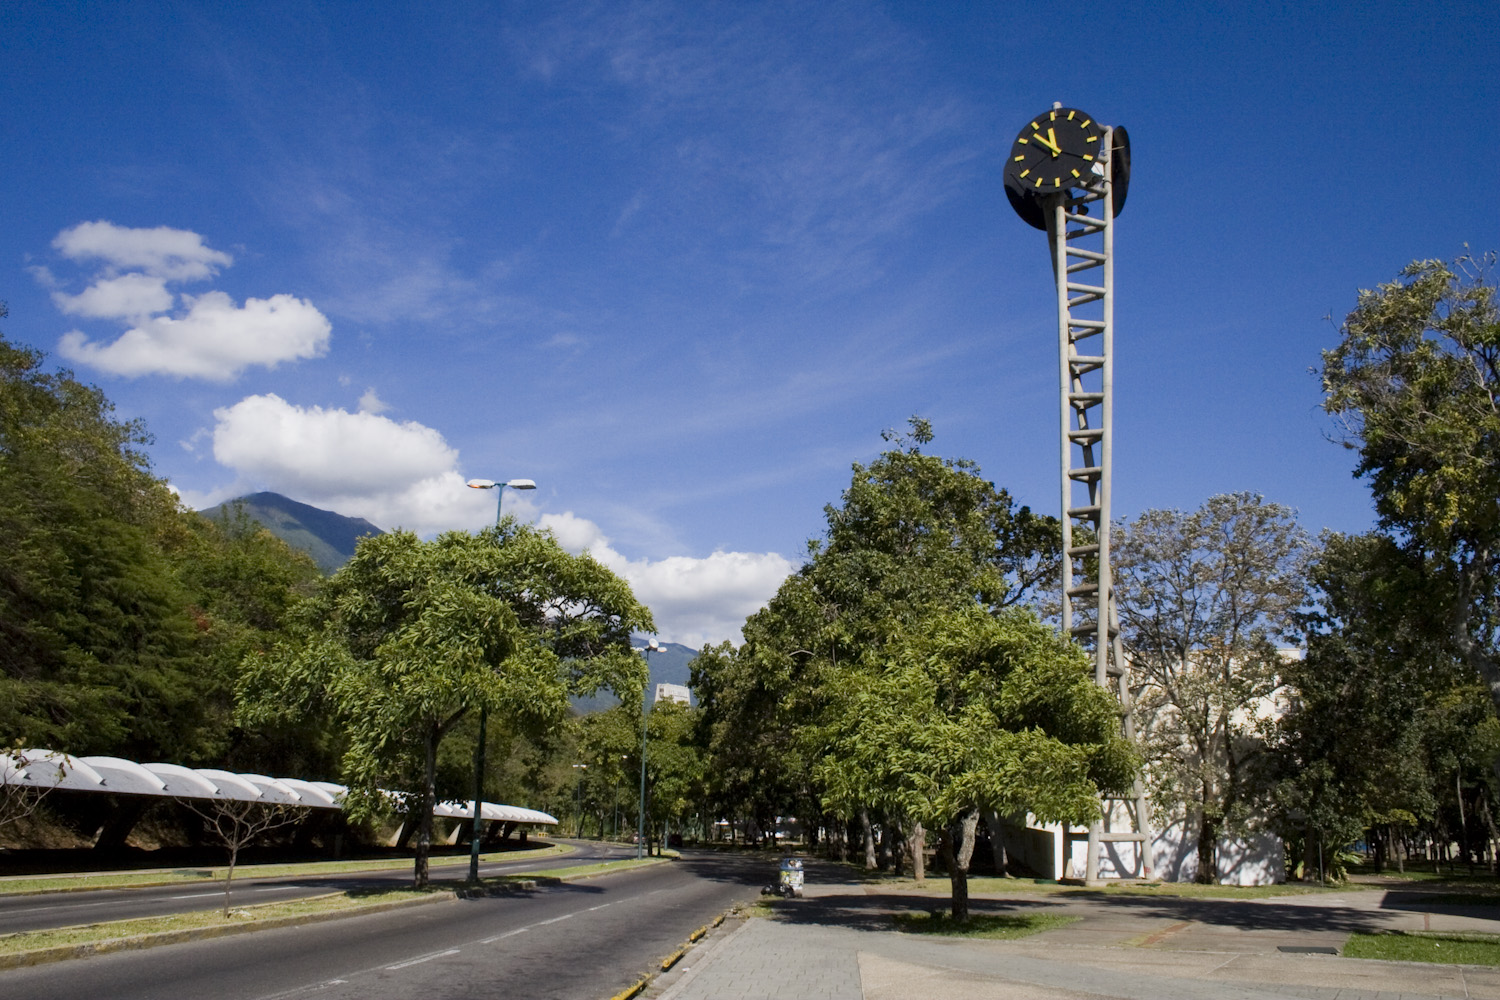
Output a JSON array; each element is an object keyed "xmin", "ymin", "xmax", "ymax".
[
  {"xmin": 59, "ymin": 292, "xmax": 330, "ymax": 380},
  {"xmin": 42, "ymin": 221, "xmax": 331, "ymax": 380},
  {"xmin": 198, "ymin": 393, "xmax": 792, "ymax": 643},
  {"xmin": 538, "ymin": 511, "xmax": 795, "ymax": 648},
  {"xmin": 52, "ymin": 273, "xmax": 173, "ymax": 321},
  {"xmin": 200, "ymin": 393, "xmax": 497, "ymax": 536},
  {"xmin": 357, "ymin": 388, "xmax": 390, "ymax": 414},
  {"xmin": 213, "ymin": 394, "xmax": 458, "ymax": 496},
  {"xmin": 53, "ymin": 220, "xmax": 233, "ymax": 281}
]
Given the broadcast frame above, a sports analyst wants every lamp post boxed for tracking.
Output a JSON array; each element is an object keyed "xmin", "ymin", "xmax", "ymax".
[
  {"xmin": 572, "ymin": 763, "xmax": 588, "ymax": 838},
  {"xmin": 464, "ymin": 476, "xmax": 537, "ymax": 884},
  {"xmin": 636, "ymin": 639, "xmax": 661, "ymax": 859}
]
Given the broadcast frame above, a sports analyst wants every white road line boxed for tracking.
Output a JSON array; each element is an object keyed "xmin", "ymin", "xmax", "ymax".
[
  {"xmin": 537, "ymin": 913, "xmax": 572, "ymax": 925},
  {"xmin": 385, "ymin": 948, "xmax": 460, "ymax": 970},
  {"xmin": 170, "ymin": 892, "xmax": 222, "ymax": 899},
  {"xmin": 587, "ymin": 903, "xmax": 611, "ymax": 911},
  {"xmin": 481, "ymin": 927, "xmax": 529, "ymax": 944}
]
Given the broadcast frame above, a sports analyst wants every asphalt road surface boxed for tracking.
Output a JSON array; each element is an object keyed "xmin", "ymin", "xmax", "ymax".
[
  {"xmin": 0, "ymin": 850, "xmax": 762, "ymax": 1000},
  {"xmin": 0, "ymin": 840, "xmax": 627, "ymax": 936}
]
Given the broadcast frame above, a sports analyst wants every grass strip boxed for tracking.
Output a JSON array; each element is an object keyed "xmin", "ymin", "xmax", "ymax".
[
  {"xmin": 892, "ymin": 911, "xmax": 1079, "ymax": 939},
  {"xmin": 0, "ymin": 843, "xmax": 573, "ymax": 895},
  {"xmin": 1345, "ymin": 930, "xmax": 1500, "ymax": 965},
  {"xmin": 952, "ymin": 877, "xmax": 1352, "ymax": 900},
  {"xmin": 0, "ymin": 855, "xmax": 660, "ymax": 964}
]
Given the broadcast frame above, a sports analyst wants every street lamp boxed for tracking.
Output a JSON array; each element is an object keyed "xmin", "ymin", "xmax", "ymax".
[
  {"xmin": 572, "ymin": 763, "xmax": 588, "ymax": 838},
  {"xmin": 636, "ymin": 639, "xmax": 661, "ymax": 859},
  {"xmin": 464, "ymin": 476, "xmax": 538, "ymax": 884}
]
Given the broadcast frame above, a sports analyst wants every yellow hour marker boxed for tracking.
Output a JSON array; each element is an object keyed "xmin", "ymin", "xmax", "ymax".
[
  {"xmin": 1071, "ymin": 169, "xmax": 1080, "ymax": 178},
  {"xmin": 1049, "ymin": 110, "xmax": 1057, "ymax": 120},
  {"xmin": 1083, "ymin": 154, "xmax": 1094, "ymax": 161},
  {"xmin": 1087, "ymin": 135, "xmax": 1098, "ymax": 142},
  {"xmin": 1081, "ymin": 119, "xmax": 1091, "ymax": 128},
  {"xmin": 1053, "ymin": 177, "xmax": 1061, "ymax": 186},
  {"xmin": 1014, "ymin": 155, "xmax": 1026, "ymax": 162},
  {"xmin": 1067, "ymin": 110, "xmax": 1075, "ymax": 120},
  {"xmin": 1034, "ymin": 177, "xmax": 1044, "ymax": 187},
  {"xmin": 1018, "ymin": 137, "xmax": 1029, "ymax": 144},
  {"xmin": 1020, "ymin": 168, "xmax": 1030, "ymax": 177},
  {"xmin": 1031, "ymin": 121, "xmax": 1039, "ymax": 130}
]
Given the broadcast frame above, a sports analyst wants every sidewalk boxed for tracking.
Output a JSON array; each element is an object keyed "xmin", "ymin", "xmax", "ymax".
[{"xmin": 648, "ymin": 875, "xmax": 1500, "ymax": 1000}]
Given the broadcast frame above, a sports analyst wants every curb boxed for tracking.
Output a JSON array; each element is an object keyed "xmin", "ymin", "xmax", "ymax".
[
  {"xmin": 624, "ymin": 908, "xmax": 737, "ymax": 1000},
  {"xmin": 0, "ymin": 857, "xmax": 671, "ymax": 971}
]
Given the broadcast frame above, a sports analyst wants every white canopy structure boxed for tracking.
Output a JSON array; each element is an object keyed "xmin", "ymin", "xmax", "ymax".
[{"xmin": 2, "ymin": 748, "xmax": 557, "ymax": 825}]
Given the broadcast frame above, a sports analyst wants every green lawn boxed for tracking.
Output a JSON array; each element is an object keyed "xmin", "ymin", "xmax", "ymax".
[
  {"xmin": 892, "ymin": 911, "xmax": 1078, "ymax": 939},
  {"xmin": 0, "ymin": 842, "xmax": 573, "ymax": 895},
  {"xmin": 1345, "ymin": 931, "xmax": 1500, "ymax": 965},
  {"xmin": 951, "ymin": 876, "xmax": 1352, "ymax": 900}
]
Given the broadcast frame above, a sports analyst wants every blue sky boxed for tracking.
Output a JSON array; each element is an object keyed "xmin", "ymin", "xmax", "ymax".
[{"xmin": 3, "ymin": 1, "xmax": 1497, "ymax": 646}]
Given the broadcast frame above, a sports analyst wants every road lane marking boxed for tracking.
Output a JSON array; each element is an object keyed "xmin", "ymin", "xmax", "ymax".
[
  {"xmin": 537, "ymin": 913, "xmax": 572, "ymax": 925},
  {"xmin": 385, "ymin": 948, "xmax": 460, "ymax": 970},
  {"xmin": 481, "ymin": 927, "xmax": 528, "ymax": 943},
  {"xmin": 587, "ymin": 903, "xmax": 611, "ymax": 911},
  {"xmin": 170, "ymin": 892, "xmax": 222, "ymax": 899}
]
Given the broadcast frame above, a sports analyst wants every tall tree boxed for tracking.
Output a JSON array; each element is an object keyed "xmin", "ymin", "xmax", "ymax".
[
  {"xmin": 816, "ymin": 603, "xmax": 1135, "ymax": 917},
  {"xmin": 1320, "ymin": 254, "xmax": 1500, "ymax": 714},
  {"xmin": 0, "ymin": 321, "xmax": 212, "ymax": 760},
  {"xmin": 694, "ymin": 420, "xmax": 1068, "ymax": 878},
  {"xmin": 239, "ymin": 525, "xmax": 652, "ymax": 886},
  {"xmin": 1113, "ymin": 492, "xmax": 1311, "ymax": 883}
]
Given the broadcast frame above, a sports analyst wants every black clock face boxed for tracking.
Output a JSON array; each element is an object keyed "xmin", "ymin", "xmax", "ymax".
[{"xmin": 1005, "ymin": 107, "xmax": 1105, "ymax": 196}]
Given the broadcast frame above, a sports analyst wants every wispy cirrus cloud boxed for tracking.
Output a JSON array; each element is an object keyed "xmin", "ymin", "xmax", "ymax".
[
  {"xmin": 40, "ymin": 221, "xmax": 330, "ymax": 381},
  {"xmin": 512, "ymin": 2, "xmax": 981, "ymax": 290}
]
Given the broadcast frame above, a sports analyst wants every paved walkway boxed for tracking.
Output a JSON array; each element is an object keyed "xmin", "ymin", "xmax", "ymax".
[{"xmin": 647, "ymin": 871, "xmax": 1500, "ymax": 1000}]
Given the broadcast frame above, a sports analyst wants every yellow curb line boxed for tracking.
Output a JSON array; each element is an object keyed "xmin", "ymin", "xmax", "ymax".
[
  {"xmin": 659, "ymin": 947, "xmax": 686, "ymax": 971},
  {"xmin": 609, "ymin": 976, "xmax": 650, "ymax": 1000}
]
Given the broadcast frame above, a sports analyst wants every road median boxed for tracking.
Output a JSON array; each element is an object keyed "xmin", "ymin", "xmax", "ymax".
[{"xmin": 0, "ymin": 854, "xmax": 673, "ymax": 970}]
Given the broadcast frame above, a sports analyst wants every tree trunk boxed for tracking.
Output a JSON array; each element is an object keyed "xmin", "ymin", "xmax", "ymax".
[
  {"xmin": 1195, "ymin": 809, "xmax": 1220, "ymax": 884},
  {"xmin": 947, "ymin": 809, "xmax": 980, "ymax": 921},
  {"xmin": 888, "ymin": 817, "xmax": 906, "ymax": 877},
  {"xmin": 415, "ymin": 729, "xmax": 437, "ymax": 888},
  {"xmin": 909, "ymin": 822, "xmax": 926, "ymax": 882},
  {"xmin": 222, "ymin": 838, "xmax": 239, "ymax": 917},
  {"xmin": 982, "ymin": 810, "xmax": 1011, "ymax": 877},
  {"xmin": 860, "ymin": 808, "xmax": 877, "ymax": 869}
]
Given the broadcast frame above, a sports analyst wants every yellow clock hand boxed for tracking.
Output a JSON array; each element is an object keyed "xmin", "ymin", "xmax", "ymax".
[{"xmin": 1032, "ymin": 128, "xmax": 1061, "ymax": 156}]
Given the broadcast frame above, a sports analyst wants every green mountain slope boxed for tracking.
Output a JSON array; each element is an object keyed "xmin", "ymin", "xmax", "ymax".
[{"xmin": 198, "ymin": 492, "xmax": 383, "ymax": 573}]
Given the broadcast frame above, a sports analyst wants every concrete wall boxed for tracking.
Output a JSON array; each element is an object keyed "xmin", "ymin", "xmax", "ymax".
[{"xmin": 1000, "ymin": 816, "xmax": 1285, "ymax": 884}]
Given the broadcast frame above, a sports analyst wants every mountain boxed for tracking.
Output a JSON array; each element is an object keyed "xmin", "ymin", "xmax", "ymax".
[
  {"xmin": 198, "ymin": 492, "xmax": 383, "ymax": 573},
  {"xmin": 570, "ymin": 640, "xmax": 701, "ymax": 714}
]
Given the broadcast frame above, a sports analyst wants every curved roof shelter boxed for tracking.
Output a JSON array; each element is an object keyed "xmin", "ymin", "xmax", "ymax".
[{"xmin": 3, "ymin": 748, "xmax": 557, "ymax": 826}]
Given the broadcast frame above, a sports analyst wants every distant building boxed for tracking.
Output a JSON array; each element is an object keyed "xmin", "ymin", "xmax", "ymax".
[{"xmin": 653, "ymin": 683, "xmax": 691, "ymax": 706}]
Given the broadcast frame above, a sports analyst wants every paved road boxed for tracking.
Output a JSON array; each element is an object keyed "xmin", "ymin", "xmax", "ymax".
[
  {"xmin": 0, "ymin": 850, "xmax": 760, "ymax": 1000},
  {"xmin": 0, "ymin": 840, "xmax": 626, "ymax": 935}
]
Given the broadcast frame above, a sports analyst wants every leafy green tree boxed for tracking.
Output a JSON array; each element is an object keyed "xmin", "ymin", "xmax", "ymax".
[
  {"xmin": 239, "ymin": 525, "xmax": 652, "ymax": 885},
  {"xmin": 1320, "ymin": 254, "xmax": 1500, "ymax": 714},
  {"xmin": 817, "ymin": 603, "xmax": 1135, "ymax": 917},
  {"xmin": 694, "ymin": 420, "xmax": 1067, "ymax": 876},
  {"xmin": 1113, "ymin": 493, "xmax": 1311, "ymax": 883},
  {"xmin": 1268, "ymin": 533, "xmax": 1446, "ymax": 878},
  {"xmin": 639, "ymin": 698, "xmax": 704, "ymax": 852},
  {"xmin": 0, "ymin": 320, "xmax": 212, "ymax": 760}
]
